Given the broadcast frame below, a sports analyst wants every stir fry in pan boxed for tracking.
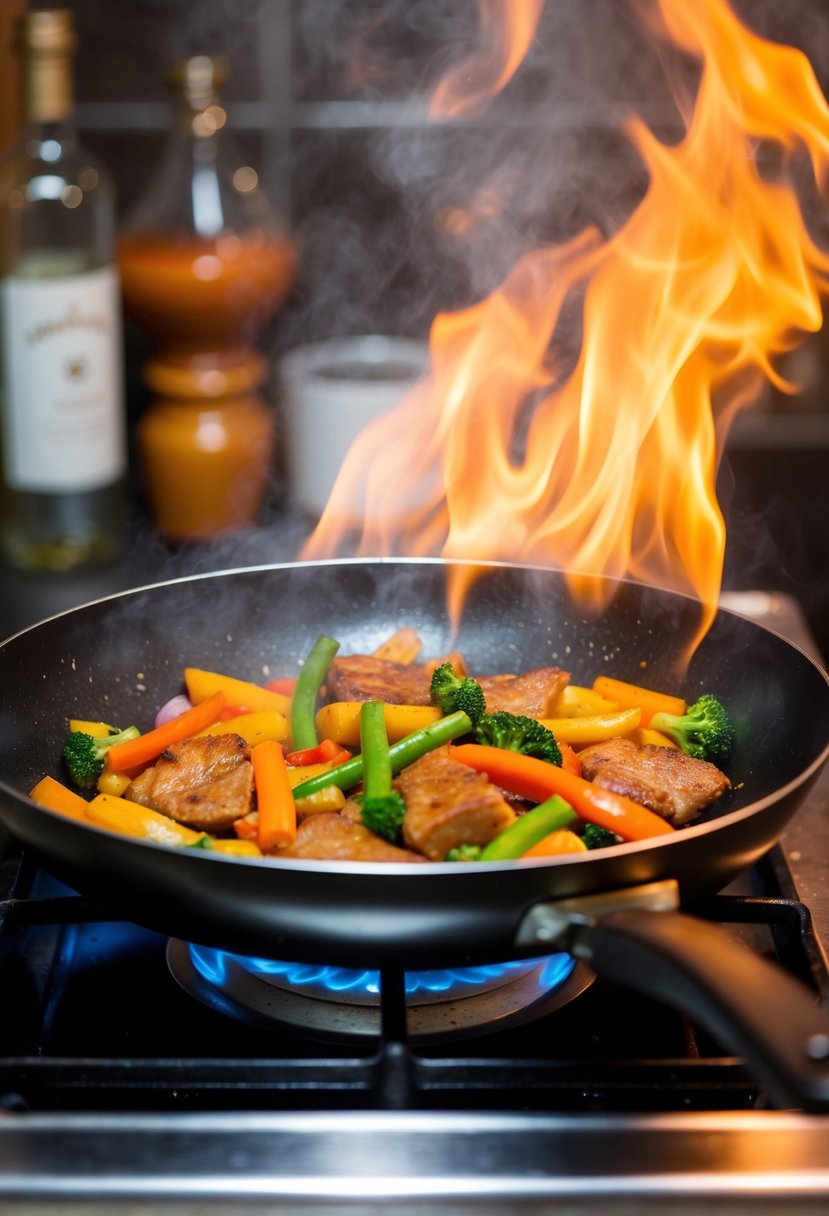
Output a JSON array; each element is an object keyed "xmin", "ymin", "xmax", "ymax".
[{"xmin": 30, "ymin": 627, "xmax": 735, "ymax": 863}]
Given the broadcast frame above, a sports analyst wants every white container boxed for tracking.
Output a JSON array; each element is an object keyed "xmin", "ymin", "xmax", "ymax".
[{"xmin": 279, "ymin": 334, "xmax": 429, "ymax": 518}]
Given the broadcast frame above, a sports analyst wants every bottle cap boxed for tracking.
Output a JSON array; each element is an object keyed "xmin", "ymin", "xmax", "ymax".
[
  {"xmin": 15, "ymin": 8, "xmax": 76, "ymax": 124},
  {"xmin": 167, "ymin": 55, "xmax": 229, "ymax": 110}
]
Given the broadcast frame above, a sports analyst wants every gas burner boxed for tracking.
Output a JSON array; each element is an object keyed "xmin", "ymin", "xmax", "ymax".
[{"xmin": 166, "ymin": 941, "xmax": 595, "ymax": 1043}]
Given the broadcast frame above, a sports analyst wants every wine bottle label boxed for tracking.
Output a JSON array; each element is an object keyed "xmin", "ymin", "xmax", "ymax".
[{"xmin": 0, "ymin": 265, "xmax": 126, "ymax": 492}]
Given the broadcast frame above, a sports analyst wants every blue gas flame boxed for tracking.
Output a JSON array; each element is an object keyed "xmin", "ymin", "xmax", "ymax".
[{"xmin": 189, "ymin": 944, "xmax": 575, "ymax": 997}]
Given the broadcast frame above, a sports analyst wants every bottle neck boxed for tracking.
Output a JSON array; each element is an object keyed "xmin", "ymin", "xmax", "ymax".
[{"xmin": 23, "ymin": 49, "xmax": 74, "ymax": 126}]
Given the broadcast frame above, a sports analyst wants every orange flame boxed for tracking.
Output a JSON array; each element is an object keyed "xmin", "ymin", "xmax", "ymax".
[{"xmin": 303, "ymin": 0, "xmax": 829, "ymax": 657}]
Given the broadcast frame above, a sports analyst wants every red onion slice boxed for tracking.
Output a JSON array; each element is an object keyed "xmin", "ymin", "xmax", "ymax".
[{"xmin": 154, "ymin": 694, "xmax": 193, "ymax": 729}]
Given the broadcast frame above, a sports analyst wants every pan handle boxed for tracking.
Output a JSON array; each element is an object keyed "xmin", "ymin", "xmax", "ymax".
[{"xmin": 515, "ymin": 881, "xmax": 829, "ymax": 1111}]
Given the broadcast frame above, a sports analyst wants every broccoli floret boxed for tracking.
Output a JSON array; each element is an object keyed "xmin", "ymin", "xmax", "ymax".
[
  {"xmin": 445, "ymin": 844, "xmax": 484, "ymax": 862},
  {"xmin": 429, "ymin": 662, "xmax": 486, "ymax": 724},
  {"xmin": 360, "ymin": 792, "xmax": 407, "ymax": 843},
  {"xmin": 581, "ymin": 823, "xmax": 620, "ymax": 850},
  {"xmin": 650, "ymin": 694, "xmax": 735, "ymax": 763},
  {"xmin": 473, "ymin": 711, "xmax": 562, "ymax": 766},
  {"xmin": 62, "ymin": 725, "xmax": 140, "ymax": 789}
]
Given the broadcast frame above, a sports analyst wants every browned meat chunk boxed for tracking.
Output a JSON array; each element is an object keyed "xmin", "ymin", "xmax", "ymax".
[
  {"xmin": 397, "ymin": 746, "xmax": 516, "ymax": 861},
  {"xmin": 126, "ymin": 733, "xmax": 254, "ymax": 831},
  {"xmin": 325, "ymin": 651, "xmax": 466, "ymax": 705},
  {"xmin": 577, "ymin": 737, "xmax": 730, "ymax": 825},
  {"xmin": 477, "ymin": 668, "xmax": 570, "ymax": 716},
  {"xmin": 279, "ymin": 813, "xmax": 427, "ymax": 863}
]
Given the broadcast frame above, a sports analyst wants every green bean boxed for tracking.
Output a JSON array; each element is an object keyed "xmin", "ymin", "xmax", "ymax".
[
  {"xmin": 290, "ymin": 710, "xmax": 473, "ymax": 799},
  {"xmin": 480, "ymin": 795, "xmax": 577, "ymax": 860},
  {"xmin": 290, "ymin": 634, "xmax": 340, "ymax": 751},
  {"xmin": 360, "ymin": 701, "xmax": 392, "ymax": 800}
]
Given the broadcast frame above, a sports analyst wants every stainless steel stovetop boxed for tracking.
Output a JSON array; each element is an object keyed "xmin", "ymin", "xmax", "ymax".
[{"xmin": 0, "ymin": 591, "xmax": 828, "ymax": 1214}]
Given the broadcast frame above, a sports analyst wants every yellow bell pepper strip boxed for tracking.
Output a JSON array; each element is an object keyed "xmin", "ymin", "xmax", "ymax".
[
  {"xmin": 294, "ymin": 784, "xmax": 347, "ymax": 818},
  {"xmin": 210, "ymin": 838, "xmax": 263, "ymax": 857},
  {"xmin": 29, "ymin": 775, "xmax": 91, "ymax": 822},
  {"xmin": 480, "ymin": 795, "xmax": 578, "ymax": 860},
  {"xmin": 97, "ymin": 769, "xmax": 132, "ymax": 797},
  {"xmin": 290, "ymin": 635, "xmax": 341, "ymax": 752},
  {"xmin": 86, "ymin": 793, "xmax": 206, "ymax": 846},
  {"xmin": 537, "ymin": 706, "xmax": 641, "ymax": 745},
  {"xmin": 521, "ymin": 829, "xmax": 589, "ymax": 858},
  {"xmin": 550, "ymin": 686, "xmax": 619, "ymax": 718},
  {"xmin": 68, "ymin": 719, "xmax": 116, "ymax": 738},
  {"xmin": 290, "ymin": 709, "xmax": 474, "ymax": 801},
  {"xmin": 251, "ymin": 739, "xmax": 297, "ymax": 853},
  {"xmin": 630, "ymin": 726, "xmax": 679, "ymax": 749},
  {"xmin": 198, "ymin": 709, "xmax": 290, "ymax": 747},
  {"xmin": 285, "ymin": 738, "xmax": 351, "ymax": 767},
  {"xmin": 104, "ymin": 690, "xmax": 226, "ymax": 773},
  {"xmin": 451, "ymin": 744, "xmax": 676, "ymax": 842},
  {"xmin": 591, "ymin": 676, "xmax": 685, "ymax": 729},
  {"xmin": 315, "ymin": 702, "xmax": 443, "ymax": 747},
  {"xmin": 184, "ymin": 667, "xmax": 292, "ymax": 717}
]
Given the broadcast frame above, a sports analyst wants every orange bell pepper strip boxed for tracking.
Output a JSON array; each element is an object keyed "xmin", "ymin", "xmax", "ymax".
[
  {"xmin": 521, "ymin": 829, "xmax": 588, "ymax": 858},
  {"xmin": 558, "ymin": 741, "xmax": 582, "ymax": 778},
  {"xmin": 451, "ymin": 743, "xmax": 675, "ymax": 842},
  {"xmin": 104, "ymin": 690, "xmax": 226, "ymax": 772},
  {"xmin": 29, "ymin": 775, "xmax": 91, "ymax": 822},
  {"xmin": 251, "ymin": 739, "xmax": 297, "ymax": 853},
  {"xmin": 591, "ymin": 676, "xmax": 685, "ymax": 729}
]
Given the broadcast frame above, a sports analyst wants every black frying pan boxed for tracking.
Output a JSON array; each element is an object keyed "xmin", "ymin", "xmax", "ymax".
[{"xmin": 1, "ymin": 559, "xmax": 829, "ymax": 1108}]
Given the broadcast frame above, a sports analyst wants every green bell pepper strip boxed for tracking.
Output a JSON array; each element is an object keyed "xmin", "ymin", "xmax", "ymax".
[
  {"xmin": 290, "ymin": 709, "xmax": 474, "ymax": 799},
  {"xmin": 290, "ymin": 634, "xmax": 340, "ymax": 752},
  {"xmin": 480, "ymin": 795, "xmax": 577, "ymax": 861}
]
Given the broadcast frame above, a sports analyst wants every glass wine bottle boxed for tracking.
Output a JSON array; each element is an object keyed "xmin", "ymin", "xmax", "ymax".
[{"xmin": 0, "ymin": 7, "xmax": 126, "ymax": 571}]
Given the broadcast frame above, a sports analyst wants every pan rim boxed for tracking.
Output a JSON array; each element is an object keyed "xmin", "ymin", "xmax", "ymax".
[{"xmin": 2, "ymin": 556, "xmax": 827, "ymax": 879}]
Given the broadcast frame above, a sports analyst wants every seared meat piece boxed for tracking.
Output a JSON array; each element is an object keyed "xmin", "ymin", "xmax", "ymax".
[
  {"xmin": 279, "ymin": 813, "xmax": 427, "ymax": 863},
  {"xmin": 325, "ymin": 651, "xmax": 466, "ymax": 706},
  {"xmin": 477, "ymin": 667, "xmax": 570, "ymax": 717},
  {"xmin": 577, "ymin": 736, "xmax": 730, "ymax": 825},
  {"xmin": 397, "ymin": 746, "xmax": 516, "ymax": 861},
  {"xmin": 126, "ymin": 733, "xmax": 254, "ymax": 831}
]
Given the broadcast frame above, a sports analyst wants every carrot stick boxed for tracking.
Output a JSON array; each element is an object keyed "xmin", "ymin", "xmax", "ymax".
[
  {"xmin": 105, "ymin": 690, "xmax": 226, "ymax": 772},
  {"xmin": 451, "ymin": 743, "xmax": 675, "ymax": 841},
  {"xmin": 591, "ymin": 676, "xmax": 685, "ymax": 729},
  {"xmin": 252, "ymin": 739, "xmax": 297, "ymax": 852}
]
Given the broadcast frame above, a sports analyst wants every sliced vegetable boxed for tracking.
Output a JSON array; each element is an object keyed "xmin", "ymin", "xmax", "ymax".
[
  {"xmin": 550, "ymin": 685, "xmax": 619, "ymax": 718},
  {"xmin": 294, "ymin": 784, "xmax": 347, "ymax": 818},
  {"xmin": 96, "ymin": 768, "xmax": 132, "ymax": 797},
  {"xmin": 210, "ymin": 838, "xmax": 263, "ymax": 857},
  {"xmin": 153, "ymin": 695, "xmax": 193, "ymax": 729},
  {"xmin": 451, "ymin": 744, "xmax": 676, "ymax": 841},
  {"xmin": 480, "ymin": 796, "xmax": 577, "ymax": 860},
  {"xmin": 285, "ymin": 738, "xmax": 351, "ymax": 767},
  {"xmin": 591, "ymin": 676, "xmax": 685, "ymax": 728},
  {"xmin": 286, "ymin": 761, "xmax": 339, "ymax": 788},
  {"xmin": 290, "ymin": 709, "xmax": 474, "ymax": 800},
  {"xmin": 86, "ymin": 793, "xmax": 206, "ymax": 845},
  {"xmin": 314, "ymin": 701, "xmax": 442, "ymax": 747},
  {"xmin": 372, "ymin": 627, "xmax": 422, "ymax": 664},
  {"xmin": 184, "ymin": 667, "xmax": 291, "ymax": 716},
  {"xmin": 264, "ymin": 676, "xmax": 297, "ymax": 696},
  {"xmin": 358, "ymin": 700, "xmax": 406, "ymax": 843},
  {"xmin": 521, "ymin": 829, "xmax": 588, "ymax": 858},
  {"xmin": 29, "ymin": 775, "xmax": 90, "ymax": 822},
  {"xmin": 68, "ymin": 719, "xmax": 115, "ymax": 738},
  {"xmin": 629, "ymin": 726, "xmax": 679, "ymax": 749},
  {"xmin": 537, "ymin": 706, "xmax": 641, "ymax": 745},
  {"xmin": 290, "ymin": 635, "xmax": 341, "ymax": 752},
  {"xmin": 104, "ymin": 690, "xmax": 226, "ymax": 773},
  {"xmin": 558, "ymin": 741, "xmax": 582, "ymax": 777},
  {"xmin": 63, "ymin": 725, "xmax": 141, "ymax": 788},
  {"xmin": 251, "ymin": 739, "xmax": 297, "ymax": 852},
  {"xmin": 198, "ymin": 709, "xmax": 290, "ymax": 747}
]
